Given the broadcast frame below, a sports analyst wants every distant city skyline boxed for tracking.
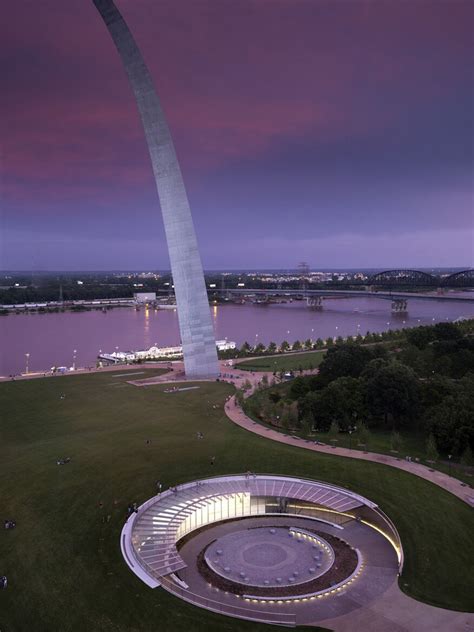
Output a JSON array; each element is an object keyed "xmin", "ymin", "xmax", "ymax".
[{"xmin": 2, "ymin": 0, "xmax": 473, "ymax": 270}]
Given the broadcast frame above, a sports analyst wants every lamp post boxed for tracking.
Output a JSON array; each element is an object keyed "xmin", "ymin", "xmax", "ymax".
[
  {"xmin": 448, "ymin": 454, "xmax": 452, "ymax": 477},
  {"xmin": 349, "ymin": 429, "xmax": 353, "ymax": 450},
  {"xmin": 25, "ymin": 353, "xmax": 30, "ymax": 374},
  {"xmin": 73, "ymin": 349, "xmax": 77, "ymax": 371}
]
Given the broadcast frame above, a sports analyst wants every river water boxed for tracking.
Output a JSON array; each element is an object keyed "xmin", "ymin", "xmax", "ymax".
[{"xmin": 1, "ymin": 297, "xmax": 472, "ymax": 375}]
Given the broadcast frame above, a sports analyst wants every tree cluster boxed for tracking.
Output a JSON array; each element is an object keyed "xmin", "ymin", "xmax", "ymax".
[{"xmin": 247, "ymin": 322, "xmax": 474, "ymax": 459}]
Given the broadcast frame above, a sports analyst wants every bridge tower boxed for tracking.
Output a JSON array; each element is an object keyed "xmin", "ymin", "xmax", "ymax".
[
  {"xmin": 307, "ymin": 296, "xmax": 323, "ymax": 310},
  {"xmin": 298, "ymin": 262, "xmax": 310, "ymax": 295},
  {"xmin": 391, "ymin": 299, "xmax": 408, "ymax": 313}
]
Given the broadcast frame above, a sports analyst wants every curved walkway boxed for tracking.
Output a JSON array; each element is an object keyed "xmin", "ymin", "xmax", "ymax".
[
  {"xmin": 220, "ymin": 376, "xmax": 474, "ymax": 631},
  {"xmin": 121, "ymin": 360, "xmax": 474, "ymax": 507},
  {"xmin": 224, "ymin": 395, "xmax": 474, "ymax": 507}
]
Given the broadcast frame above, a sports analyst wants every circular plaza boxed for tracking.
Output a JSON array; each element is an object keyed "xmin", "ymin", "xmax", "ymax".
[
  {"xmin": 121, "ymin": 474, "xmax": 402, "ymax": 626},
  {"xmin": 204, "ymin": 526, "xmax": 335, "ymax": 589}
]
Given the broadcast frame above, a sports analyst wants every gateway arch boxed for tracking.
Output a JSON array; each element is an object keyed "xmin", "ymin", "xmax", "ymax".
[{"xmin": 93, "ymin": 0, "xmax": 219, "ymax": 378}]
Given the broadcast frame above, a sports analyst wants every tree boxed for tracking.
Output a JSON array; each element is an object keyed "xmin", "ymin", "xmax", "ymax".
[
  {"xmin": 300, "ymin": 416, "xmax": 313, "ymax": 437},
  {"xmin": 358, "ymin": 422, "xmax": 371, "ymax": 448},
  {"xmin": 268, "ymin": 389, "xmax": 281, "ymax": 403},
  {"xmin": 304, "ymin": 338, "xmax": 313, "ymax": 350},
  {"xmin": 365, "ymin": 361, "xmax": 420, "ymax": 429},
  {"xmin": 433, "ymin": 322, "xmax": 462, "ymax": 341},
  {"xmin": 261, "ymin": 399, "xmax": 277, "ymax": 424},
  {"xmin": 280, "ymin": 340, "xmax": 290, "ymax": 352},
  {"xmin": 425, "ymin": 374, "xmax": 474, "ymax": 454},
  {"xmin": 241, "ymin": 341, "xmax": 251, "ymax": 354},
  {"xmin": 325, "ymin": 337, "xmax": 334, "ymax": 347},
  {"xmin": 406, "ymin": 326, "xmax": 435, "ymax": 350},
  {"xmin": 460, "ymin": 445, "xmax": 473, "ymax": 467},
  {"xmin": 281, "ymin": 402, "xmax": 298, "ymax": 430},
  {"xmin": 298, "ymin": 391, "xmax": 320, "ymax": 428},
  {"xmin": 314, "ymin": 338, "xmax": 325, "ymax": 349},
  {"xmin": 426, "ymin": 433, "xmax": 439, "ymax": 462},
  {"xmin": 242, "ymin": 379, "xmax": 252, "ymax": 391},
  {"xmin": 267, "ymin": 341, "xmax": 277, "ymax": 354},
  {"xmin": 292, "ymin": 340, "xmax": 302, "ymax": 351},
  {"xmin": 390, "ymin": 431, "xmax": 403, "ymax": 453},
  {"xmin": 318, "ymin": 344, "xmax": 383, "ymax": 385},
  {"xmin": 327, "ymin": 420, "xmax": 340, "ymax": 442},
  {"xmin": 307, "ymin": 376, "xmax": 366, "ymax": 431},
  {"xmin": 261, "ymin": 374, "xmax": 269, "ymax": 388},
  {"xmin": 235, "ymin": 389, "xmax": 245, "ymax": 407},
  {"xmin": 254, "ymin": 342, "xmax": 266, "ymax": 354}
]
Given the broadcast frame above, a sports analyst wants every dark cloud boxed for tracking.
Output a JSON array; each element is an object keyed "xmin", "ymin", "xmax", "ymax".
[{"xmin": 1, "ymin": 0, "xmax": 473, "ymax": 269}]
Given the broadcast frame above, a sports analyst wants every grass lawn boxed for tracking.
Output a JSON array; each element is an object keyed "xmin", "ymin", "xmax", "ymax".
[
  {"xmin": 0, "ymin": 369, "xmax": 473, "ymax": 632},
  {"xmin": 236, "ymin": 350, "xmax": 326, "ymax": 372}
]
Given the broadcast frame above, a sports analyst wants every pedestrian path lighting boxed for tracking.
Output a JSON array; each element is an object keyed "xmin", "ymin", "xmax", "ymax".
[
  {"xmin": 73, "ymin": 349, "xmax": 77, "ymax": 370},
  {"xmin": 25, "ymin": 352, "xmax": 30, "ymax": 374}
]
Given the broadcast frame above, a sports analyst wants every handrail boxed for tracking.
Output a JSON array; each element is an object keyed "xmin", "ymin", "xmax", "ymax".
[{"xmin": 160, "ymin": 575, "xmax": 296, "ymax": 627}]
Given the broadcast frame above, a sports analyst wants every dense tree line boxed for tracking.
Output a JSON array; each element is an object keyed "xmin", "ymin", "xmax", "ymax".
[{"xmin": 245, "ymin": 321, "xmax": 474, "ymax": 460}]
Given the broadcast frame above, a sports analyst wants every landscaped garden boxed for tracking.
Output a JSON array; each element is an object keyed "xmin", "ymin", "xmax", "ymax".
[
  {"xmin": 0, "ymin": 366, "xmax": 473, "ymax": 631},
  {"xmin": 241, "ymin": 321, "xmax": 474, "ymax": 483}
]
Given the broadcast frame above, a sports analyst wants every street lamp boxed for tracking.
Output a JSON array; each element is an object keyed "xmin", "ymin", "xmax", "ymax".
[
  {"xmin": 25, "ymin": 353, "xmax": 30, "ymax": 374},
  {"xmin": 73, "ymin": 349, "xmax": 77, "ymax": 370},
  {"xmin": 349, "ymin": 429, "xmax": 353, "ymax": 450},
  {"xmin": 448, "ymin": 454, "xmax": 452, "ymax": 477}
]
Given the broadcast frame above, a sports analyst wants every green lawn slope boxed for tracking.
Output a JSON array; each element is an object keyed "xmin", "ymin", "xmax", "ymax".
[{"xmin": 0, "ymin": 370, "xmax": 472, "ymax": 632}]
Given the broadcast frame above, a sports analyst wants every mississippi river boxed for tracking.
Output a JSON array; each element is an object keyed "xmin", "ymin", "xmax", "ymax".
[{"xmin": 1, "ymin": 297, "xmax": 472, "ymax": 375}]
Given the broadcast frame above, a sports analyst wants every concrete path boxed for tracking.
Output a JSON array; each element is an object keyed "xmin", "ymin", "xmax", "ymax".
[
  {"xmin": 121, "ymin": 360, "xmax": 473, "ymax": 507},
  {"xmin": 316, "ymin": 579, "xmax": 474, "ymax": 632},
  {"xmin": 224, "ymin": 394, "xmax": 474, "ymax": 507}
]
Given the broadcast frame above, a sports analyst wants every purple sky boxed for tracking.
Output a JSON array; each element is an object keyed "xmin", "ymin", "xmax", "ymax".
[{"xmin": 1, "ymin": 0, "xmax": 473, "ymax": 271}]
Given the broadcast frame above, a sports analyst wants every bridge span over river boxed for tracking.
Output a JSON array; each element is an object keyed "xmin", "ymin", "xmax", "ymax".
[
  {"xmin": 207, "ymin": 288, "xmax": 474, "ymax": 313},
  {"xmin": 212, "ymin": 288, "xmax": 474, "ymax": 302}
]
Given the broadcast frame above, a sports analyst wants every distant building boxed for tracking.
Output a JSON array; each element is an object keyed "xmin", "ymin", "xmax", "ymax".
[{"xmin": 134, "ymin": 292, "xmax": 156, "ymax": 303}]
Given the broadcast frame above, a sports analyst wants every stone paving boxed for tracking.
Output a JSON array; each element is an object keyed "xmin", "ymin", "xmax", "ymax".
[
  {"xmin": 204, "ymin": 527, "xmax": 333, "ymax": 588},
  {"xmin": 178, "ymin": 515, "xmax": 398, "ymax": 626}
]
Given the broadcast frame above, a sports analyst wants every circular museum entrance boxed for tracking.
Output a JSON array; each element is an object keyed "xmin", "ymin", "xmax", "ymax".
[{"xmin": 121, "ymin": 474, "xmax": 402, "ymax": 626}]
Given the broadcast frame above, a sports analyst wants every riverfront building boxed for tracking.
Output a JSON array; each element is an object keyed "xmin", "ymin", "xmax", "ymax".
[{"xmin": 101, "ymin": 340, "xmax": 236, "ymax": 363}]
